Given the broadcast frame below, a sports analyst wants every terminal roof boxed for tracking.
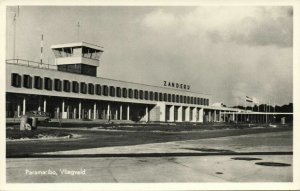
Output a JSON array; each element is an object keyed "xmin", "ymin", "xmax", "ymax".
[{"xmin": 51, "ymin": 42, "xmax": 104, "ymax": 51}]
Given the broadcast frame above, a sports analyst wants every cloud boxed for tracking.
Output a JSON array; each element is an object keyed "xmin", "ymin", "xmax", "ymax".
[{"xmin": 140, "ymin": 7, "xmax": 293, "ymax": 47}]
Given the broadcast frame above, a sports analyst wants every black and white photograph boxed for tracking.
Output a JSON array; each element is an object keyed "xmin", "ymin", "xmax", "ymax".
[{"xmin": 1, "ymin": 0, "xmax": 300, "ymax": 190}]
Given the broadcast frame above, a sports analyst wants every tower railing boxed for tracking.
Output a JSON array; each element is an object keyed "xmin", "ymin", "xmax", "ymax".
[{"xmin": 6, "ymin": 59, "xmax": 57, "ymax": 70}]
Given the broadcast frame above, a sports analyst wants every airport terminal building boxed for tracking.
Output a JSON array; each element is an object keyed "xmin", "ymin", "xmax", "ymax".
[{"xmin": 6, "ymin": 41, "xmax": 254, "ymax": 123}]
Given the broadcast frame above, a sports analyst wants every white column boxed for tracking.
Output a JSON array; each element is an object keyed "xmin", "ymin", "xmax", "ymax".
[
  {"xmin": 169, "ymin": 106, "xmax": 174, "ymax": 122},
  {"xmin": 145, "ymin": 106, "xmax": 149, "ymax": 122},
  {"xmin": 78, "ymin": 102, "xmax": 81, "ymax": 119},
  {"xmin": 93, "ymin": 103, "xmax": 97, "ymax": 120},
  {"xmin": 177, "ymin": 106, "xmax": 183, "ymax": 122},
  {"xmin": 107, "ymin": 104, "xmax": 110, "ymax": 120},
  {"xmin": 115, "ymin": 109, "xmax": 118, "ymax": 120},
  {"xmin": 213, "ymin": 110, "xmax": 217, "ymax": 122},
  {"xmin": 192, "ymin": 107, "xmax": 197, "ymax": 122},
  {"xmin": 120, "ymin": 105, "xmax": 123, "ymax": 120},
  {"xmin": 22, "ymin": 98, "xmax": 26, "ymax": 115},
  {"xmin": 56, "ymin": 107, "xmax": 60, "ymax": 118},
  {"xmin": 62, "ymin": 101, "xmax": 65, "ymax": 113},
  {"xmin": 159, "ymin": 103, "xmax": 166, "ymax": 122},
  {"xmin": 185, "ymin": 107, "xmax": 190, "ymax": 122},
  {"xmin": 67, "ymin": 105, "xmax": 70, "ymax": 119},
  {"xmin": 232, "ymin": 113, "xmax": 235, "ymax": 122},
  {"xmin": 127, "ymin": 105, "xmax": 130, "ymax": 120},
  {"xmin": 88, "ymin": 109, "xmax": 91, "ymax": 119},
  {"xmin": 199, "ymin": 108, "xmax": 204, "ymax": 123},
  {"xmin": 43, "ymin": 99, "xmax": 46, "ymax": 112},
  {"xmin": 61, "ymin": 100, "xmax": 65, "ymax": 119},
  {"xmin": 73, "ymin": 108, "xmax": 77, "ymax": 119},
  {"xmin": 219, "ymin": 111, "xmax": 222, "ymax": 122},
  {"xmin": 17, "ymin": 104, "xmax": 21, "ymax": 117},
  {"xmin": 38, "ymin": 105, "xmax": 41, "ymax": 111},
  {"xmin": 208, "ymin": 111, "xmax": 211, "ymax": 122}
]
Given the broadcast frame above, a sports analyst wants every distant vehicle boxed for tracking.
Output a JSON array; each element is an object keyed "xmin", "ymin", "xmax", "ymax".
[{"xmin": 21, "ymin": 111, "xmax": 51, "ymax": 122}]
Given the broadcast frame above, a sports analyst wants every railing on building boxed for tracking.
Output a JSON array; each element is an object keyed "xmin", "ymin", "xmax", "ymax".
[{"xmin": 6, "ymin": 59, "xmax": 57, "ymax": 70}]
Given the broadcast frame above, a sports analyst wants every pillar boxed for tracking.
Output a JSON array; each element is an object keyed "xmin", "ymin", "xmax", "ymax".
[
  {"xmin": 17, "ymin": 104, "xmax": 21, "ymax": 117},
  {"xmin": 120, "ymin": 105, "xmax": 123, "ymax": 120},
  {"xmin": 199, "ymin": 108, "xmax": 204, "ymax": 123},
  {"xmin": 93, "ymin": 103, "xmax": 97, "ymax": 120},
  {"xmin": 61, "ymin": 100, "xmax": 66, "ymax": 119},
  {"xmin": 88, "ymin": 109, "xmax": 91, "ymax": 119},
  {"xmin": 67, "ymin": 105, "xmax": 70, "ymax": 119},
  {"xmin": 208, "ymin": 111, "xmax": 211, "ymax": 122},
  {"xmin": 219, "ymin": 111, "xmax": 222, "ymax": 122},
  {"xmin": 169, "ymin": 106, "xmax": 174, "ymax": 122},
  {"xmin": 192, "ymin": 108, "xmax": 197, "ymax": 122},
  {"xmin": 107, "ymin": 104, "xmax": 111, "ymax": 120},
  {"xmin": 22, "ymin": 97, "xmax": 26, "ymax": 115},
  {"xmin": 73, "ymin": 108, "xmax": 77, "ymax": 119},
  {"xmin": 145, "ymin": 106, "xmax": 149, "ymax": 122},
  {"xmin": 38, "ymin": 105, "xmax": 41, "ymax": 111},
  {"xmin": 127, "ymin": 105, "xmax": 130, "ymax": 120},
  {"xmin": 177, "ymin": 106, "xmax": 183, "ymax": 122},
  {"xmin": 159, "ymin": 103, "xmax": 166, "ymax": 122},
  {"xmin": 185, "ymin": 107, "xmax": 190, "ymax": 122},
  {"xmin": 56, "ymin": 107, "xmax": 60, "ymax": 119},
  {"xmin": 78, "ymin": 102, "xmax": 81, "ymax": 119},
  {"xmin": 115, "ymin": 108, "xmax": 118, "ymax": 120},
  {"xmin": 213, "ymin": 110, "xmax": 217, "ymax": 122},
  {"xmin": 43, "ymin": 99, "xmax": 47, "ymax": 112}
]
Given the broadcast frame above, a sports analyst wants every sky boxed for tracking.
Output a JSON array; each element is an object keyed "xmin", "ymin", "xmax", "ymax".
[{"xmin": 6, "ymin": 6, "xmax": 293, "ymax": 106}]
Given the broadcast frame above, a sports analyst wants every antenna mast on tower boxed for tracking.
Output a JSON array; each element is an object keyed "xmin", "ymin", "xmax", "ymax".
[{"xmin": 77, "ymin": 21, "xmax": 80, "ymax": 41}]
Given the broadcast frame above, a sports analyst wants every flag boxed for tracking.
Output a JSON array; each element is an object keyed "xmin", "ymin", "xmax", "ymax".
[{"xmin": 246, "ymin": 96, "xmax": 253, "ymax": 102}]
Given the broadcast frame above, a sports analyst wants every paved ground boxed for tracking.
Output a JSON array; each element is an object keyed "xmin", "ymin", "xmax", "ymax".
[
  {"xmin": 6, "ymin": 131, "xmax": 293, "ymax": 183},
  {"xmin": 6, "ymin": 155, "xmax": 292, "ymax": 183},
  {"xmin": 6, "ymin": 126, "xmax": 292, "ymax": 157}
]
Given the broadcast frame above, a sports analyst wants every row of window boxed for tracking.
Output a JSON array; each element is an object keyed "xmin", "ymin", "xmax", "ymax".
[{"xmin": 11, "ymin": 73, "xmax": 209, "ymax": 106}]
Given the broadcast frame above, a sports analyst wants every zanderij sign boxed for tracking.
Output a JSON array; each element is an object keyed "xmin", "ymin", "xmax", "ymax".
[{"xmin": 163, "ymin": 81, "xmax": 191, "ymax": 90}]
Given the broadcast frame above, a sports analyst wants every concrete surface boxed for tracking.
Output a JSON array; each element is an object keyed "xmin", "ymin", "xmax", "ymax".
[
  {"xmin": 7, "ymin": 155, "xmax": 292, "ymax": 183},
  {"xmin": 6, "ymin": 131, "xmax": 293, "ymax": 183},
  {"xmin": 40, "ymin": 131, "xmax": 292, "ymax": 155}
]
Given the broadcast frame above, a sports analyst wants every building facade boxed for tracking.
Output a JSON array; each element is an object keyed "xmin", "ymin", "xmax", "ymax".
[{"xmin": 6, "ymin": 41, "xmax": 244, "ymax": 123}]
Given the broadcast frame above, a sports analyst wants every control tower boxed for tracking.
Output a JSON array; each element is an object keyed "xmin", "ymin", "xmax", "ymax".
[{"xmin": 51, "ymin": 42, "xmax": 104, "ymax": 77}]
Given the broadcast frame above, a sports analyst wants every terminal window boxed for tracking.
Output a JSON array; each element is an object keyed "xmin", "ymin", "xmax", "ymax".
[
  {"xmin": 96, "ymin": 84, "xmax": 101, "ymax": 95},
  {"xmin": 80, "ymin": 82, "xmax": 87, "ymax": 94},
  {"xmin": 63, "ymin": 80, "xmax": 71, "ymax": 92},
  {"xmin": 11, "ymin": 73, "xmax": 22, "ymax": 88},
  {"xmin": 168, "ymin": 94, "xmax": 172, "ymax": 102},
  {"xmin": 34, "ymin": 76, "xmax": 43, "ymax": 90},
  {"xmin": 72, "ymin": 81, "xmax": 79, "ymax": 93},
  {"xmin": 149, "ymin": 91, "xmax": 153, "ymax": 100},
  {"xmin": 116, "ymin": 87, "xmax": 121, "ymax": 97},
  {"xmin": 109, "ymin": 86, "xmax": 115, "ymax": 97},
  {"xmin": 154, "ymin": 92, "xmax": 158, "ymax": 101},
  {"xmin": 128, "ymin": 89, "xmax": 133, "ymax": 98},
  {"xmin": 134, "ymin": 89, "xmax": 138, "ymax": 99},
  {"xmin": 44, "ymin": 77, "xmax": 53, "ymax": 90},
  {"xmin": 88, "ymin": 83, "xmax": 94, "ymax": 95},
  {"xmin": 122, "ymin": 88, "xmax": 127, "ymax": 98},
  {"xmin": 103, "ymin": 85, "xmax": 108, "ymax": 96},
  {"xmin": 23, "ymin": 75, "xmax": 32, "ymax": 89},
  {"xmin": 159, "ymin": 93, "xmax": 163, "ymax": 101},
  {"xmin": 139, "ymin": 90, "xmax": 144, "ymax": 99},
  {"xmin": 144, "ymin": 91, "xmax": 148, "ymax": 100},
  {"xmin": 176, "ymin": 95, "xmax": 179, "ymax": 103},
  {"xmin": 54, "ymin": 79, "xmax": 62, "ymax": 91}
]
